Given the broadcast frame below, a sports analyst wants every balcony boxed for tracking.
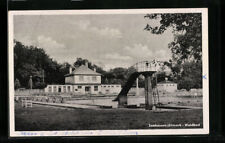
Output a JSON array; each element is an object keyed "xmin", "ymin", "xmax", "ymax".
[{"xmin": 133, "ymin": 61, "xmax": 160, "ymax": 72}]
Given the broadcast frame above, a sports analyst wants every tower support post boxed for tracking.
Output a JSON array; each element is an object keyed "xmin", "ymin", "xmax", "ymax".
[
  {"xmin": 136, "ymin": 78, "xmax": 139, "ymax": 96},
  {"xmin": 144, "ymin": 74, "xmax": 153, "ymax": 110},
  {"xmin": 118, "ymin": 96, "xmax": 127, "ymax": 108}
]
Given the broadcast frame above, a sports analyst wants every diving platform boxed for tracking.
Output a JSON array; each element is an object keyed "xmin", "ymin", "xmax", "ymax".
[
  {"xmin": 114, "ymin": 60, "xmax": 162, "ymax": 110},
  {"xmin": 133, "ymin": 60, "xmax": 161, "ymax": 72}
]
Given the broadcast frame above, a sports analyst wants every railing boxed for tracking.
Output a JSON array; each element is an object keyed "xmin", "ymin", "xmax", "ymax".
[
  {"xmin": 133, "ymin": 60, "xmax": 162, "ymax": 72},
  {"xmin": 21, "ymin": 99, "xmax": 33, "ymax": 108}
]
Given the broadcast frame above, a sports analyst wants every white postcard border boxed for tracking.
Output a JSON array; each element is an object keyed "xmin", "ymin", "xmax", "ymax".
[{"xmin": 8, "ymin": 8, "xmax": 209, "ymax": 137}]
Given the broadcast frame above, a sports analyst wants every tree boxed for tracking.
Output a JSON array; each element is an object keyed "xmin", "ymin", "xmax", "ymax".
[
  {"xmin": 14, "ymin": 40, "xmax": 70, "ymax": 88},
  {"xmin": 144, "ymin": 13, "xmax": 202, "ymax": 63},
  {"xmin": 14, "ymin": 78, "xmax": 21, "ymax": 89},
  {"xmin": 144, "ymin": 13, "xmax": 202, "ymax": 90},
  {"xmin": 73, "ymin": 58, "xmax": 106, "ymax": 74},
  {"xmin": 178, "ymin": 61, "xmax": 202, "ymax": 90},
  {"xmin": 34, "ymin": 81, "xmax": 46, "ymax": 89},
  {"xmin": 74, "ymin": 58, "xmax": 88, "ymax": 67}
]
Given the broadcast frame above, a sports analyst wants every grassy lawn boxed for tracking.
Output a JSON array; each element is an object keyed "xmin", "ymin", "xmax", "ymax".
[{"xmin": 15, "ymin": 102, "xmax": 203, "ymax": 131}]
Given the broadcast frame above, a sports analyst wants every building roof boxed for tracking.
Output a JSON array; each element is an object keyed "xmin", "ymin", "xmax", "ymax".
[
  {"xmin": 64, "ymin": 65, "xmax": 101, "ymax": 77},
  {"xmin": 157, "ymin": 80, "xmax": 177, "ymax": 84}
]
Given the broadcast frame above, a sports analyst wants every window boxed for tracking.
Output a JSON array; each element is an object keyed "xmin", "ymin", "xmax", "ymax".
[
  {"xmin": 78, "ymin": 86, "xmax": 82, "ymax": 89},
  {"xmin": 85, "ymin": 86, "xmax": 90, "ymax": 91},
  {"xmin": 111, "ymin": 86, "xmax": 114, "ymax": 88},
  {"xmin": 79, "ymin": 76, "xmax": 84, "ymax": 81},
  {"xmin": 53, "ymin": 86, "xmax": 57, "ymax": 92},
  {"xmin": 94, "ymin": 86, "xmax": 98, "ymax": 91},
  {"xmin": 48, "ymin": 86, "xmax": 52, "ymax": 92},
  {"xmin": 67, "ymin": 86, "xmax": 70, "ymax": 92},
  {"xmin": 92, "ymin": 76, "xmax": 97, "ymax": 81},
  {"xmin": 63, "ymin": 86, "xmax": 66, "ymax": 92},
  {"xmin": 75, "ymin": 89, "xmax": 78, "ymax": 91},
  {"xmin": 58, "ymin": 87, "xmax": 61, "ymax": 92}
]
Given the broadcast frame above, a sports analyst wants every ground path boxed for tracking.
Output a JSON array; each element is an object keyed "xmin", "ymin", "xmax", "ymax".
[
  {"xmin": 30, "ymin": 100, "xmax": 202, "ymax": 110},
  {"xmin": 31, "ymin": 101, "xmax": 100, "ymax": 109}
]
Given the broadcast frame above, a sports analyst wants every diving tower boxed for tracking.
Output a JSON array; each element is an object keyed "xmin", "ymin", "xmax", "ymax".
[{"xmin": 114, "ymin": 60, "xmax": 161, "ymax": 110}]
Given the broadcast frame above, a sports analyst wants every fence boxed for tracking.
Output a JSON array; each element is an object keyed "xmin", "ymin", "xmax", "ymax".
[
  {"xmin": 159, "ymin": 89, "xmax": 203, "ymax": 97},
  {"xmin": 15, "ymin": 89, "xmax": 45, "ymax": 96},
  {"xmin": 21, "ymin": 99, "xmax": 32, "ymax": 108}
]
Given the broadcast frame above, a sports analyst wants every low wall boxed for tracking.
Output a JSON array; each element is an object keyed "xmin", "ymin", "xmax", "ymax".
[
  {"xmin": 127, "ymin": 88, "xmax": 202, "ymax": 97},
  {"xmin": 15, "ymin": 89, "xmax": 45, "ymax": 96}
]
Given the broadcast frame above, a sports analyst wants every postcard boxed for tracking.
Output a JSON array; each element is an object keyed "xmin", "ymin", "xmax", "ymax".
[{"xmin": 8, "ymin": 8, "xmax": 209, "ymax": 136}]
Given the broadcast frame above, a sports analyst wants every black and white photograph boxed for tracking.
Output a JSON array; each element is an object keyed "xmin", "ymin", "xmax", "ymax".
[{"xmin": 8, "ymin": 9, "xmax": 209, "ymax": 136}]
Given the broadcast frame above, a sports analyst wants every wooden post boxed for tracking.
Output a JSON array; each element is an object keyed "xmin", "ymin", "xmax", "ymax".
[
  {"xmin": 29, "ymin": 75, "xmax": 33, "ymax": 90},
  {"xmin": 156, "ymin": 73, "xmax": 160, "ymax": 104},
  {"xmin": 144, "ymin": 74, "xmax": 153, "ymax": 110},
  {"xmin": 136, "ymin": 78, "xmax": 139, "ymax": 96}
]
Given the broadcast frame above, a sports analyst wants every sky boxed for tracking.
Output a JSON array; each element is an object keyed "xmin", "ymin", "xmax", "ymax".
[{"xmin": 14, "ymin": 14, "xmax": 174, "ymax": 71}]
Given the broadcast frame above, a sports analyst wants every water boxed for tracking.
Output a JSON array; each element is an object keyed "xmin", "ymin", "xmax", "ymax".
[
  {"xmin": 66, "ymin": 96, "xmax": 202, "ymax": 108},
  {"xmin": 66, "ymin": 97, "xmax": 118, "ymax": 108}
]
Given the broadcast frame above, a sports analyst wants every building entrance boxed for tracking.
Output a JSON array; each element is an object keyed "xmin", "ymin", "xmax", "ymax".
[{"xmin": 58, "ymin": 87, "xmax": 61, "ymax": 92}]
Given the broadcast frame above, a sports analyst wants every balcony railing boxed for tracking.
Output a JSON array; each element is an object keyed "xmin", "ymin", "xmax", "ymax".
[{"xmin": 133, "ymin": 60, "xmax": 161, "ymax": 72}]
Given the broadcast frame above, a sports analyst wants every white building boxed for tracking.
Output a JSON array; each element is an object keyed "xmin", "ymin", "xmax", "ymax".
[
  {"xmin": 101, "ymin": 84, "xmax": 121, "ymax": 95},
  {"xmin": 157, "ymin": 78, "xmax": 177, "ymax": 93},
  {"xmin": 45, "ymin": 63, "xmax": 121, "ymax": 95}
]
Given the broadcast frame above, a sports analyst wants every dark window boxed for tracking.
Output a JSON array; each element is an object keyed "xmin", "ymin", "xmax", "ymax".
[
  {"xmin": 67, "ymin": 86, "xmax": 70, "ymax": 91},
  {"xmin": 58, "ymin": 87, "xmax": 61, "ymax": 92},
  {"xmin": 85, "ymin": 86, "xmax": 90, "ymax": 91},
  {"xmin": 48, "ymin": 86, "xmax": 52, "ymax": 92},
  {"xmin": 78, "ymin": 86, "xmax": 82, "ymax": 89},
  {"xmin": 94, "ymin": 86, "xmax": 98, "ymax": 91}
]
